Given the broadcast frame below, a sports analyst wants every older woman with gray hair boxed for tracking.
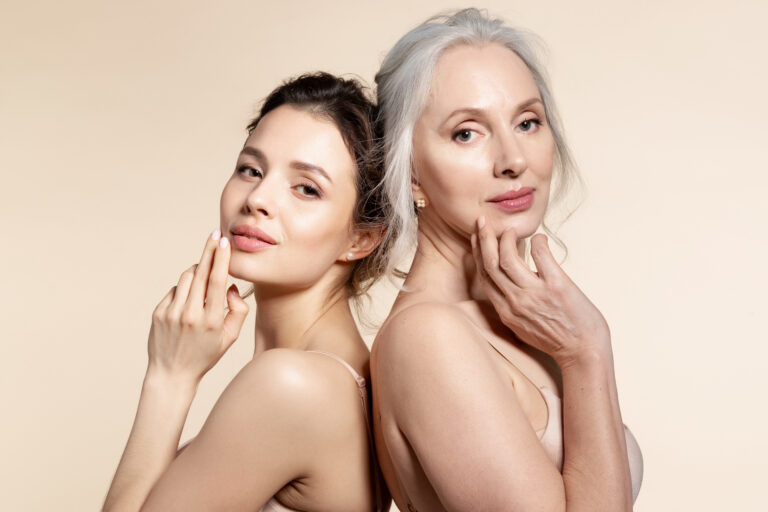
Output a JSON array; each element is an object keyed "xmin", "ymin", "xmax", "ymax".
[{"xmin": 371, "ymin": 8, "xmax": 643, "ymax": 511}]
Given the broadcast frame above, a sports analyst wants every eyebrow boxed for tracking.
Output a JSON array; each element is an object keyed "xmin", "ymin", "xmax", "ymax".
[
  {"xmin": 240, "ymin": 146, "xmax": 267, "ymax": 162},
  {"xmin": 441, "ymin": 97, "xmax": 544, "ymax": 127},
  {"xmin": 289, "ymin": 161, "xmax": 332, "ymax": 183},
  {"xmin": 240, "ymin": 146, "xmax": 332, "ymax": 183}
]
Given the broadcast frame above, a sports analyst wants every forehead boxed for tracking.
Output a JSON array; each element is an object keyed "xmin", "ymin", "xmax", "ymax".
[
  {"xmin": 246, "ymin": 105, "xmax": 357, "ymax": 182},
  {"xmin": 426, "ymin": 43, "xmax": 541, "ymax": 114}
]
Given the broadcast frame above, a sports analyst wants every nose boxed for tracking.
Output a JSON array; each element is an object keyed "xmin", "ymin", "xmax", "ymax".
[
  {"xmin": 243, "ymin": 175, "xmax": 277, "ymax": 219},
  {"xmin": 493, "ymin": 128, "xmax": 527, "ymax": 178}
]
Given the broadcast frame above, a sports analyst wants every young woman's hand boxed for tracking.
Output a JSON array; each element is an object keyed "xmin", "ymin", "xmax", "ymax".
[
  {"xmin": 471, "ymin": 217, "xmax": 611, "ymax": 367},
  {"xmin": 147, "ymin": 230, "xmax": 250, "ymax": 383}
]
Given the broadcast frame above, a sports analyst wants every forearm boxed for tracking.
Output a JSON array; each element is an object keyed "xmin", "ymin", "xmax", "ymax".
[
  {"xmin": 103, "ymin": 369, "xmax": 197, "ymax": 512},
  {"xmin": 559, "ymin": 348, "xmax": 632, "ymax": 512}
]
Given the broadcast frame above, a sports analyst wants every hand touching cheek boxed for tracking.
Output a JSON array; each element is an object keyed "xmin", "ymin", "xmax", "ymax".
[{"xmin": 471, "ymin": 217, "xmax": 611, "ymax": 367}]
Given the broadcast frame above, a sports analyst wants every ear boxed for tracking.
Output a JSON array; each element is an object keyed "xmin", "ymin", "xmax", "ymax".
[
  {"xmin": 411, "ymin": 176, "xmax": 427, "ymax": 205},
  {"xmin": 338, "ymin": 226, "xmax": 385, "ymax": 263}
]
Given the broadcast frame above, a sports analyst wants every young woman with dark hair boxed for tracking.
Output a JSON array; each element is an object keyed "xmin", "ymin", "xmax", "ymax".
[{"xmin": 104, "ymin": 73, "xmax": 390, "ymax": 512}]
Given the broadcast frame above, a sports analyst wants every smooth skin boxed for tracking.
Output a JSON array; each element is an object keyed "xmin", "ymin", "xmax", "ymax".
[
  {"xmin": 372, "ymin": 43, "xmax": 635, "ymax": 511},
  {"xmin": 104, "ymin": 105, "xmax": 382, "ymax": 511}
]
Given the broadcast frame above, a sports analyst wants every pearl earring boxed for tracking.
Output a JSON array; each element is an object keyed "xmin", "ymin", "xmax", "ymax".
[
  {"xmin": 347, "ymin": 252, "xmax": 355, "ymax": 261},
  {"xmin": 415, "ymin": 198, "xmax": 427, "ymax": 208}
]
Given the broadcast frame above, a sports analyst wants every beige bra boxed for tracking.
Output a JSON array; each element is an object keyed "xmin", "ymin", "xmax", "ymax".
[{"xmin": 486, "ymin": 338, "xmax": 644, "ymax": 502}]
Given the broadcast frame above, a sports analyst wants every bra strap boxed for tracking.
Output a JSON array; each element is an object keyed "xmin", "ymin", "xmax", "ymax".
[
  {"xmin": 306, "ymin": 350, "xmax": 366, "ymax": 388},
  {"xmin": 306, "ymin": 350, "xmax": 386, "ymax": 511}
]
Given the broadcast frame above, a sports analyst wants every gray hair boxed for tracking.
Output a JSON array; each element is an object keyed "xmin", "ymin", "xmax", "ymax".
[{"xmin": 375, "ymin": 8, "xmax": 581, "ymax": 277}]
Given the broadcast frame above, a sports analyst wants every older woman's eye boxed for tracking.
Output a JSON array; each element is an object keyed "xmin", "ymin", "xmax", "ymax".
[
  {"xmin": 453, "ymin": 129, "xmax": 475, "ymax": 143},
  {"xmin": 518, "ymin": 118, "xmax": 542, "ymax": 133}
]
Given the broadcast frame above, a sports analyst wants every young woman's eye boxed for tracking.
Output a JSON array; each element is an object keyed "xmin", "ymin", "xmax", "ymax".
[
  {"xmin": 518, "ymin": 118, "xmax": 542, "ymax": 133},
  {"xmin": 238, "ymin": 166, "xmax": 263, "ymax": 178},
  {"xmin": 296, "ymin": 184, "xmax": 321, "ymax": 198},
  {"xmin": 452, "ymin": 129, "xmax": 476, "ymax": 143}
]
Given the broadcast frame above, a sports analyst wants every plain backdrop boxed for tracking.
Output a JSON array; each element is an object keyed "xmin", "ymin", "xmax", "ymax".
[{"xmin": 2, "ymin": 0, "xmax": 767, "ymax": 510}]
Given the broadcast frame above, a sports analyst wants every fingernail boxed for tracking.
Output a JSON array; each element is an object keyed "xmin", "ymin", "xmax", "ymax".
[
  {"xmin": 477, "ymin": 216, "xmax": 486, "ymax": 229},
  {"xmin": 211, "ymin": 229, "xmax": 221, "ymax": 241},
  {"xmin": 219, "ymin": 236, "xmax": 229, "ymax": 248}
]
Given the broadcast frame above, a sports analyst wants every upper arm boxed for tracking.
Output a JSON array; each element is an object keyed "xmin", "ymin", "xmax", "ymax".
[
  {"xmin": 374, "ymin": 303, "xmax": 565, "ymax": 511},
  {"xmin": 141, "ymin": 350, "xmax": 337, "ymax": 511}
]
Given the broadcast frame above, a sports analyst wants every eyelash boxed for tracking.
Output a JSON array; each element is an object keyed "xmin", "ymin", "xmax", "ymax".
[
  {"xmin": 518, "ymin": 117, "xmax": 542, "ymax": 132},
  {"xmin": 451, "ymin": 116, "xmax": 544, "ymax": 143},
  {"xmin": 452, "ymin": 129, "xmax": 476, "ymax": 143},
  {"xmin": 237, "ymin": 165, "xmax": 263, "ymax": 178},
  {"xmin": 296, "ymin": 182, "xmax": 321, "ymax": 198},
  {"xmin": 237, "ymin": 167, "xmax": 322, "ymax": 199}
]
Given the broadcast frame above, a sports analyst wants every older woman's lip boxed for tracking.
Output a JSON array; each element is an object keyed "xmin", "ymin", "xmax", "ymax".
[
  {"xmin": 488, "ymin": 186, "xmax": 534, "ymax": 202},
  {"xmin": 489, "ymin": 190, "xmax": 534, "ymax": 213}
]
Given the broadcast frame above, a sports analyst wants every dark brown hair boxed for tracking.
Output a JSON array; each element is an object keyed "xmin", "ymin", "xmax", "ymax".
[{"xmin": 245, "ymin": 72, "xmax": 390, "ymax": 298}]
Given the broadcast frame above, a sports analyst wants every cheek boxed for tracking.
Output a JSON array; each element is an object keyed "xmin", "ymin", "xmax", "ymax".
[
  {"xmin": 294, "ymin": 212, "xmax": 340, "ymax": 249},
  {"xmin": 416, "ymin": 142, "xmax": 490, "ymax": 201},
  {"xmin": 529, "ymin": 131, "xmax": 555, "ymax": 180},
  {"xmin": 284, "ymin": 202, "xmax": 353, "ymax": 261},
  {"xmin": 219, "ymin": 180, "xmax": 237, "ymax": 227}
]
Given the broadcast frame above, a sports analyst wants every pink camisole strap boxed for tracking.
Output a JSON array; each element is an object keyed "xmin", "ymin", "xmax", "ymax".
[
  {"xmin": 259, "ymin": 350, "xmax": 385, "ymax": 512},
  {"xmin": 305, "ymin": 350, "xmax": 385, "ymax": 511},
  {"xmin": 307, "ymin": 350, "xmax": 369, "ymax": 407}
]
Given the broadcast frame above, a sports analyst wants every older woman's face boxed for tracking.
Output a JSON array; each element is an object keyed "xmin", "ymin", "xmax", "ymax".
[{"xmin": 412, "ymin": 43, "xmax": 555, "ymax": 240}]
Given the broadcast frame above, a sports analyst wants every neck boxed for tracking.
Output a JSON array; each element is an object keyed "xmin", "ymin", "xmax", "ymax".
[
  {"xmin": 405, "ymin": 213, "xmax": 527, "ymax": 304},
  {"xmin": 251, "ymin": 280, "xmax": 349, "ymax": 355}
]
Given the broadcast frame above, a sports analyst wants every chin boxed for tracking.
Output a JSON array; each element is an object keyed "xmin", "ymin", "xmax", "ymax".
[
  {"xmin": 226, "ymin": 257, "xmax": 264, "ymax": 283},
  {"xmin": 492, "ymin": 214, "xmax": 542, "ymax": 239},
  {"xmin": 229, "ymin": 259, "xmax": 329, "ymax": 292}
]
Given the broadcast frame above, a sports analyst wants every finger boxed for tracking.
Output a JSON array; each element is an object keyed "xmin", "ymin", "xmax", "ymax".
[
  {"xmin": 153, "ymin": 286, "xmax": 176, "ymax": 318},
  {"xmin": 482, "ymin": 274, "xmax": 519, "ymax": 328},
  {"xmin": 476, "ymin": 217, "xmax": 520, "ymax": 294},
  {"xmin": 187, "ymin": 230, "xmax": 221, "ymax": 311},
  {"xmin": 472, "ymin": 234, "xmax": 503, "ymax": 298},
  {"xmin": 529, "ymin": 234, "xmax": 563, "ymax": 283},
  {"xmin": 471, "ymin": 228, "xmax": 506, "ymax": 291},
  {"xmin": 204, "ymin": 236, "xmax": 230, "ymax": 319},
  {"xmin": 472, "ymin": 237, "xmax": 521, "ymax": 327},
  {"xmin": 167, "ymin": 265, "xmax": 197, "ymax": 318},
  {"xmin": 471, "ymin": 232, "xmax": 489, "ymax": 283},
  {"xmin": 222, "ymin": 284, "xmax": 249, "ymax": 348},
  {"xmin": 498, "ymin": 227, "xmax": 538, "ymax": 287}
]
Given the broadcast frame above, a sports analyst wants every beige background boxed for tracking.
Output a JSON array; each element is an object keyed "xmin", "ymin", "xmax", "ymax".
[{"xmin": 2, "ymin": 0, "xmax": 767, "ymax": 510}]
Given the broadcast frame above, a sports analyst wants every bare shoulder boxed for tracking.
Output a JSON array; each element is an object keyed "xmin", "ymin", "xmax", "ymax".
[
  {"xmin": 143, "ymin": 349, "xmax": 367, "ymax": 510},
  {"xmin": 373, "ymin": 301, "xmax": 488, "ymax": 368},
  {"xmin": 225, "ymin": 348, "xmax": 363, "ymax": 430},
  {"xmin": 372, "ymin": 301, "xmax": 498, "ymax": 406},
  {"xmin": 371, "ymin": 303, "xmax": 563, "ymax": 510}
]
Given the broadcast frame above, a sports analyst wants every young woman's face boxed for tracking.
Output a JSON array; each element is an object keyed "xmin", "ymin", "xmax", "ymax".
[
  {"xmin": 220, "ymin": 105, "xmax": 359, "ymax": 290},
  {"xmin": 412, "ymin": 43, "xmax": 555, "ymax": 240}
]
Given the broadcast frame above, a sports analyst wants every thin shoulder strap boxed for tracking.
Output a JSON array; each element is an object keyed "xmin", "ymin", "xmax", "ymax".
[
  {"xmin": 306, "ymin": 350, "xmax": 367, "ymax": 389},
  {"xmin": 306, "ymin": 350, "xmax": 386, "ymax": 512}
]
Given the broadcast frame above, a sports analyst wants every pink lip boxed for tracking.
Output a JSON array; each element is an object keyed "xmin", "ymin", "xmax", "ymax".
[
  {"xmin": 488, "ymin": 187, "xmax": 534, "ymax": 202},
  {"xmin": 231, "ymin": 224, "xmax": 277, "ymax": 252},
  {"xmin": 488, "ymin": 187, "xmax": 535, "ymax": 213}
]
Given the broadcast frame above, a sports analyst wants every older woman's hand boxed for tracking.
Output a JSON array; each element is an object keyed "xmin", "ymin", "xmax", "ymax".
[
  {"xmin": 147, "ymin": 230, "xmax": 250, "ymax": 384},
  {"xmin": 471, "ymin": 217, "xmax": 611, "ymax": 368}
]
